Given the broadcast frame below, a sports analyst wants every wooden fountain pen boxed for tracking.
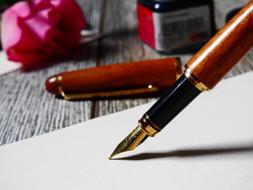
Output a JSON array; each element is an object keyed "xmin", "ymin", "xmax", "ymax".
[
  {"xmin": 110, "ymin": 1, "xmax": 253, "ymax": 159},
  {"xmin": 45, "ymin": 58, "xmax": 181, "ymax": 100}
]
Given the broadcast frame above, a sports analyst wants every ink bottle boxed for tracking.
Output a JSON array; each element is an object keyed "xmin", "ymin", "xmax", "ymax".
[{"xmin": 137, "ymin": 0, "xmax": 216, "ymax": 54}]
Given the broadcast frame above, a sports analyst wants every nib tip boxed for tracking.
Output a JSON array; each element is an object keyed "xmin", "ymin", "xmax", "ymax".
[
  {"xmin": 109, "ymin": 153, "xmax": 117, "ymax": 160},
  {"xmin": 109, "ymin": 125, "xmax": 149, "ymax": 160}
]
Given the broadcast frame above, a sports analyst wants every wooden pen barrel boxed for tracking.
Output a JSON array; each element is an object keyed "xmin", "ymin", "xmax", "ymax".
[{"xmin": 186, "ymin": 1, "xmax": 253, "ymax": 89}]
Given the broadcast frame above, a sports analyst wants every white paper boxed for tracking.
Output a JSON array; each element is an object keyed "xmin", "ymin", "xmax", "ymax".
[
  {"xmin": 0, "ymin": 51, "xmax": 21, "ymax": 76},
  {"xmin": 1, "ymin": 72, "xmax": 253, "ymax": 190}
]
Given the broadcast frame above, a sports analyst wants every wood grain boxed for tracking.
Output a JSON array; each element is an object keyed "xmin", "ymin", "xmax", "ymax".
[
  {"xmin": 45, "ymin": 58, "xmax": 180, "ymax": 96},
  {"xmin": 93, "ymin": 0, "xmax": 163, "ymax": 118},
  {"xmin": 187, "ymin": 1, "xmax": 253, "ymax": 89},
  {"xmin": 0, "ymin": 0, "xmax": 103, "ymax": 145}
]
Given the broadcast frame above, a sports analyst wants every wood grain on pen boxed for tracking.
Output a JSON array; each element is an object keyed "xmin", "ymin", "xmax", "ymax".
[
  {"xmin": 45, "ymin": 58, "xmax": 180, "ymax": 97},
  {"xmin": 187, "ymin": 1, "xmax": 253, "ymax": 89}
]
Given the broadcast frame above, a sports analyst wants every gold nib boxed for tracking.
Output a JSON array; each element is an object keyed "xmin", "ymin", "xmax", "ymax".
[{"xmin": 109, "ymin": 125, "xmax": 149, "ymax": 159}]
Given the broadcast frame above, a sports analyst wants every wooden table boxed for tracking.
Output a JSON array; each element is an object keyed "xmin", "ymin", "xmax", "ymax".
[{"xmin": 0, "ymin": 0, "xmax": 252, "ymax": 146}]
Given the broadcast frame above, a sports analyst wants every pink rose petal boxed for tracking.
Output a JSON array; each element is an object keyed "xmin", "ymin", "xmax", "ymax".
[{"xmin": 1, "ymin": 0, "xmax": 87, "ymax": 65}]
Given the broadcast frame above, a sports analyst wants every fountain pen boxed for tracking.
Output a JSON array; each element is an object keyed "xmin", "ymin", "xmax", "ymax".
[{"xmin": 110, "ymin": 1, "xmax": 253, "ymax": 159}]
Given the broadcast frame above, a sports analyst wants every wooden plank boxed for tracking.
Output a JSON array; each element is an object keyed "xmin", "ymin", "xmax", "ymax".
[
  {"xmin": 94, "ymin": 0, "xmax": 162, "ymax": 117},
  {"xmin": 0, "ymin": 0, "xmax": 103, "ymax": 145}
]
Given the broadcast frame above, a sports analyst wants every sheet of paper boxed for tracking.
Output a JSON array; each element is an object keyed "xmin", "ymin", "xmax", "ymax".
[
  {"xmin": 1, "ymin": 72, "xmax": 253, "ymax": 190},
  {"xmin": 0, "ymin": 51, "xmax": 21, "ymax": 76}
]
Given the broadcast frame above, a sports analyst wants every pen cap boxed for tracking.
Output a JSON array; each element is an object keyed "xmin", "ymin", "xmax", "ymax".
[
  {"xmin": 46, "ymin": 57, "xmax": 181, "ymax": 97},
  {"xmin": 186, "ymin": 1, "xmax": 253, "ymax": 89}
]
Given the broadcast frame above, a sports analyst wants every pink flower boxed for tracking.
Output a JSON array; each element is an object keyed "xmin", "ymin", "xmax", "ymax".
[{"xmin": 1, "ymin": 0, "xmax": 86, "ymax": 66}]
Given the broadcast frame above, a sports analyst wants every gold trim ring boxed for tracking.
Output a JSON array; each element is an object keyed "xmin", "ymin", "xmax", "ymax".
[
  {"xmin": 184, "ymin": 68, "xmax": 209, "ymax": 92},
  {"xmin": 139, "ymin": 114, "xmax": 160, "ymax": 137},
  {"xmin": 175, "ymin": 57, "xmax": 182, "ymax": 80}
]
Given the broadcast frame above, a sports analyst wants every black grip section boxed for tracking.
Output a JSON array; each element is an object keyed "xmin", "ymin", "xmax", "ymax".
[{"xmin": 146, "ymin": 74, "xmax": 201, "ymax": 129}]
